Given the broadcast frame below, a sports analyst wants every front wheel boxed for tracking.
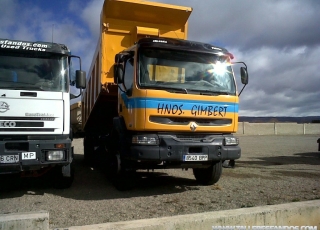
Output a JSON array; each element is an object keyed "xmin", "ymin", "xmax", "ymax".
[
  {"xmin": 106, "ymin": 153, "xmax": 137, "ymax": 191},
  {"xmin": 52, "ymin": 165, "xmax": 74, "ymax": 189},
  {"xmin": 193, "ymin": 161, "xmax": 222, "ymax": 185}
]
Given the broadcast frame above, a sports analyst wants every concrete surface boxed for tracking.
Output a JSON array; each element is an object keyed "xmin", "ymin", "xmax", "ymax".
[
  {"xmin": 0, "ymin": 210, "xmax": 49, "ymax": 230},
  {"xmin": 237, "ymin": 122, "xmax": 320, "ymax": 135},
  {"xmin": 62, "ymin": 200, "xmax": 320, "ymax": 230},
  {"xmin": 1, "ymin": 196, "xmax": 319, "ymax": 230}
]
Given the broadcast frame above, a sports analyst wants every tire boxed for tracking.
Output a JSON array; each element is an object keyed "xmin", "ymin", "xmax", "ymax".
[
  {"xmin": 222, "ymin": 160, "xmax": 235, "ymax": 168},
  {"xmin": 52, "ymin": 165, "xmax": 74, "ymax": 189},
  {"xmin": 106, "ymin": 134, "xmax": 136, "ymax": 191},
  {"xmin": 83, "ymin": 136, "xmax": 94, "ymax": 166},
  {"xmin": 193, "ymin": 161, "xmax": 222, "ymax": 185},
  {"xmin": 105, "ymin": 153, "xmax": 137, "ymax": 191}
]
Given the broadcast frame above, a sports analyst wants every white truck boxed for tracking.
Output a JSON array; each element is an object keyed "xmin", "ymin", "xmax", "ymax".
[{"xmin": 0, "ymin": 38, "xmax": 86, "ymax": 188}]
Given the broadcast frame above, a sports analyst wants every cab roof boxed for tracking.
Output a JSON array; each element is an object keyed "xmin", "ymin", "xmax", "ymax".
[
  {"xmin": 0, "ymin": 38, "xmax": 71, "ymax": 55},
  {"xmin": 126, "ymin": 37, "xmax": 234, "ymax": 59}
]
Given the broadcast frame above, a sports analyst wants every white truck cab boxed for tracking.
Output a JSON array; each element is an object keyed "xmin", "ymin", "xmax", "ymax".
[{"xmin": 0, "ymin": 38, "xmax": 86, "ymax": 188}]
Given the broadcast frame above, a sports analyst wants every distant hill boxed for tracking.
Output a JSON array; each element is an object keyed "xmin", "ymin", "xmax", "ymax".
[{"xmin": 239, "ymin": 116, "xmax": 320, "ymax": 123}]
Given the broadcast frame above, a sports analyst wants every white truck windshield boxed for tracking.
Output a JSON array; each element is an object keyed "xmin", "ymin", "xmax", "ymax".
[
  {"xmin": 0, "ymin": 53, "xmax": 68, "ymax": 92},
  {"xmin": 138, "ymin": 48, "xmax": 236, "ymax": 95}
]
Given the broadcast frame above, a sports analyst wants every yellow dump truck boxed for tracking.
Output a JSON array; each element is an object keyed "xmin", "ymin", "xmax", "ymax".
[{"xmin": 80, "ymin": 0, "xmax": 248, "ymax": 190}]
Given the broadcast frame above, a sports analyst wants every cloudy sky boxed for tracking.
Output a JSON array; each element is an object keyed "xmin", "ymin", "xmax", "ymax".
[{"xmin": 1, "ymin": 0, "xmax": 319, "ymax": 117}]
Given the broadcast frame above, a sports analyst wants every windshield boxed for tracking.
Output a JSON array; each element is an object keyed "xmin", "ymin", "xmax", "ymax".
[
  {"xmin": 0, "ymin": 52, "xmax": 69, "ymax": 92},
  {"xmin": 138, "ymin": 48, "xmax": 236, "ymax": 95}
]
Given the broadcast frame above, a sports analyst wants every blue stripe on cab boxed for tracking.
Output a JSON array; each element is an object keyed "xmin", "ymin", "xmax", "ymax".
[{"xmin": 120, "ymin": 94, "xmax": 238, "ymax": 113}]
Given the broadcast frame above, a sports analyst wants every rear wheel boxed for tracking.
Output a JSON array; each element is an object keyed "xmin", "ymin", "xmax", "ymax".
[
  {"xmin": 83, "ymin": 136, "xmax": 94, "ymax": 166},
  {"xmin": 193, "ymin": 161, "xmax": 222, "ymax": 185}
]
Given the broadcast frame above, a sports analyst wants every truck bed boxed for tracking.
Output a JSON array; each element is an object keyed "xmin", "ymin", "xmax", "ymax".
[{"xmin": 82, "ymin": 0, "xmax": 192, "ymax": 131}]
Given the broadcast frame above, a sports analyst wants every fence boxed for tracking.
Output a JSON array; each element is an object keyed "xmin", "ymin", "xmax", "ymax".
[{"xmin": 236, "ymin": 122, "xmax": 320, "ymax": 135}]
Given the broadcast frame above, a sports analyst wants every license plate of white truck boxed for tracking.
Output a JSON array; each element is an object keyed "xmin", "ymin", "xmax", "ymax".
[
  {"xmin": 183, "ymin": 155, "xmax": 208, "ymax": 161},
  {"xmin": 21, "ymin": 152, "xmax": 36, "ymax": 160},
  {"xmin": 0, "ymin": 155, "xmax": 19, "ymax": 163}
]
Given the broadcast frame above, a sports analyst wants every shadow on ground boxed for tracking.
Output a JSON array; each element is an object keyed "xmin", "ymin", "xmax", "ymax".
[
  {"xmin": 237, "ymin": 152, "xmax": 320, "ymax": 167},
  {"xmin": 0, "ymin": 153, "xmax": 200, "ymax": 200}
]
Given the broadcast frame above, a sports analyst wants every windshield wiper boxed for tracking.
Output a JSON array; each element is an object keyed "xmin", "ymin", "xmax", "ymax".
[
  {"xmin": 144, "ymin": 85, "xmax": 188, "ymax": 94},
  {"xmin": 188, "ymin": 89, "xmax": 230, "ymax": 95},
  {"xmin": 3, "ymin": 86, "xmax": 44, "ymax": 91},
  {"xmin": 180, "ymin": 88, "xmax": 188, "ymax": 94}
]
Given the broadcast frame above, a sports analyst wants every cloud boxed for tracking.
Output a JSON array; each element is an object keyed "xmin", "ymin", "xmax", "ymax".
[
  {"xmin": 152, "ymin": 0, "xmax": 320, "ymax": 50},
  {"xmin": 68, "ymin": 0, "xmax": 104, "ymax": 98},
  {"xmin": 80, "ymin": 0, "xmax": 104, "ymax": 39},
  {"xmin": 0, "ymin": 0, "xmax": 96, "ymax": 98},
  {"xmin": 0, "ymin": 0, "xmax": 16, "ymax": 27},
  {"xmin": 0, "ymin": 1, "xmax": 16, "ymax": 40},
  {"xmin": 237, "ymin": 45, "xmax": 320, "ymax": 116}
]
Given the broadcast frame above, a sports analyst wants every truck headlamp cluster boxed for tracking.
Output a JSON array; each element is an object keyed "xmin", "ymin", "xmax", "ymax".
[
  {"xmin": 224, "ymin": 136, "xmax": 239, "ymax": 146},
  {"xmin": 46, "ymin": 150, "xmax": 65, "ymax": 161},
  {"xmin": 132, "ymin": 135, "xmax": 159, "ymax": 145}
]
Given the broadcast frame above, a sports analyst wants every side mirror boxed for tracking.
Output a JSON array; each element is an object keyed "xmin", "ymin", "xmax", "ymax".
[
  {"xmin": 75, "ymin": 70, "xmax": 86, "ymax": 89},
  {"xmin": 240, "ymin": 67, "xmax": 248, "ymax": 85},
  {"xmin": 114, "ymin": 64, "xmax": 124, "ymax": 84}
]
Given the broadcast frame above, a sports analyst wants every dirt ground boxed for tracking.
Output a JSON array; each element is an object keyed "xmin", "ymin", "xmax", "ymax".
[{"xmin": 0, "ymin": 135, "xmax": 320, "ymax": 229}]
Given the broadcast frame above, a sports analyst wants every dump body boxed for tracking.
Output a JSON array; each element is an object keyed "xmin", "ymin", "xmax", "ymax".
[
  {"xmin": 81, "ymin": 0, "xmax": 248, "ymax": 190},
  {"xmin": 82, "ymin": 0, "xmax": 191, "ymax": 132}
]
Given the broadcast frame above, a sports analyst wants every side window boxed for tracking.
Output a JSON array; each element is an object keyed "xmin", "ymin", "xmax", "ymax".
[{"xmin": 124, "ymin": 58, "xmax": 134, "ymax": 94}]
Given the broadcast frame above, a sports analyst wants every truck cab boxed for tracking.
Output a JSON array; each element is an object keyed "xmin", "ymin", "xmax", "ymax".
[
  {"xmin": 0, "ymin": 38, "xmax": 86, "ymax": 188},
  {"xmin": 108, "ymin": 38, "xmax": 248, "ymax": 189}
]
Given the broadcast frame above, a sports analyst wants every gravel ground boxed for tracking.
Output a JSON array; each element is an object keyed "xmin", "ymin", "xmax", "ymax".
[{"xmin": 0, "ymin": 135, "xmax": 320, "ymax": 229}]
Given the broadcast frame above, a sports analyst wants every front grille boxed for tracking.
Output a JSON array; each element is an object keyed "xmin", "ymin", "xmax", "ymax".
[
  {"xmin": 150, "ymin": 116, "xmax": 232, "ymax": 126},
  {"xmin": 5, "ymin": 142, "xmax": 29, "ymax": 151},
  {"xmin": 176, "ymin": 134, "xmax": 207, "ymax": 141},
  {"xmin": 0, "ymin": 117, "xmax": 55, "ymax": 121},
  {"xmin": 0, "ymin": 116, "xmax": 55, "ymax": 132},
  {"xmin": 0, "ymin": 128, "xmax": 54, "ymax": 132},
  {"xmin": 171, "ymin": 134, "xmax": 215, "ymax": 142},
  {"xmin": 0, "ymin": 122, "xmax": 44, "ymax": 127}
]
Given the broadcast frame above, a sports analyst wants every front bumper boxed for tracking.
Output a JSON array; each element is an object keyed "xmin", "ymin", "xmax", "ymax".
[
  {"xmin": 0, "ymin": 139, "xmax": 72, "ymax": 175},
  {"xmin": 128, "ymin": 134, "xmax": 240, "ymax": 164}
]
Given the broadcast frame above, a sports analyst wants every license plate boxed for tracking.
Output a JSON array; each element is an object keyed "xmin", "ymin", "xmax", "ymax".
[
  {"xmin": 0, "ymin": 155, "xmax": 19, "ymax": 163},
  {"xmin": 183, "ymin": 155, "xmax": 208, "ymax": 161},
  {"xmin": 21, "ymin": 152, "xmax": 36, "ymax": 160}
]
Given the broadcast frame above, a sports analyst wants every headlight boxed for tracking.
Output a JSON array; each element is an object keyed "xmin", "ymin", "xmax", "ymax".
[
  {"xmin": 224, "ymin": 136, "xmax": 239, "ymax": 146},
  {"xmin": 132, "ymin": 135, "xmax": 159, "ymax": 145},
  {"xmin": 46, "ymin": 150, "xmax": 65, "ymax": 161}
]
